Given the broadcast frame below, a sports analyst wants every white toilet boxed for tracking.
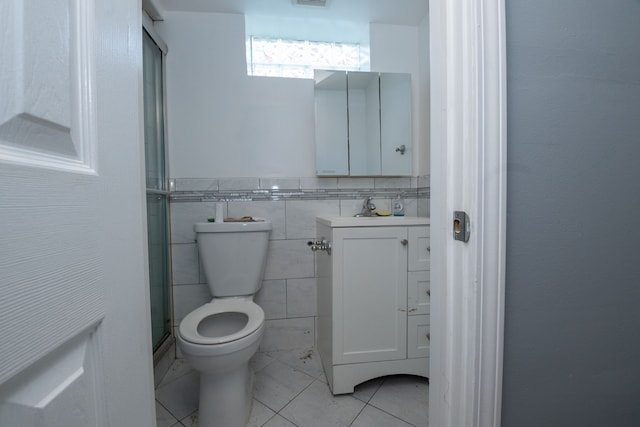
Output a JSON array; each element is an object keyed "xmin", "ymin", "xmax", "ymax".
[{"xmin": 177, "ymin": 219, "xmax": 271, "ymax": 427}]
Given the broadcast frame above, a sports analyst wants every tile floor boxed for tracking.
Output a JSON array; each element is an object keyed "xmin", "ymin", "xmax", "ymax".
[{"xmin": 155, "ymin": 347, "xmax": 429, "ymax": 427}]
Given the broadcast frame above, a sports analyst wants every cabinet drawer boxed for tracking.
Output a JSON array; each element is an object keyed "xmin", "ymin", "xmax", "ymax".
[
  {"xmin": 407, "ymin": 315, "xmax": 430, "ymax": 359},
  {"xmin": 407, "ymin": 271, "xmax": 430, "ymax": 315},
  {"xmin": 408, "ymin": 226, "xmax": 430, "ymax": 271}
]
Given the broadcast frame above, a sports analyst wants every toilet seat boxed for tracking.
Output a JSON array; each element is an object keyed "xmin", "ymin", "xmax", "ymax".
[{"xmin": 179, "ymin": 299, "xmax": 264, "ymax": 345}]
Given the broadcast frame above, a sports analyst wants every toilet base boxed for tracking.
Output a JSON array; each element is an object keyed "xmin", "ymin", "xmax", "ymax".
[{"xmin": 197, "ymin": 363, "xmax": 254, "ymax": 427}]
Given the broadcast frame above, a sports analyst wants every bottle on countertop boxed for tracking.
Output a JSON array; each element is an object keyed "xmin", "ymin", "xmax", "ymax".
[{"xmin": 392, "ymin": 193, "xmax": 405, "ymax": 216}]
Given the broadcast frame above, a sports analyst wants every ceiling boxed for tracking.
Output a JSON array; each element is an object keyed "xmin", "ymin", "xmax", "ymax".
[{"xmin": 156, "ymin": 0, "xmax": 429, "ymax": 26}]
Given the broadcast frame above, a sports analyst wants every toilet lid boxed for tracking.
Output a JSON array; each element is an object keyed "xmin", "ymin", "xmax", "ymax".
[{"xmin": 179, "ymin": 300, "xmax": 264, "ymax": 345}]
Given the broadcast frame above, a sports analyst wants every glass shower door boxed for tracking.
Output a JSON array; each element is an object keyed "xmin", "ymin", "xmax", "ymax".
[{"xmin": 143, "ymin": 29, "xmax": 171, "ymax": 350}]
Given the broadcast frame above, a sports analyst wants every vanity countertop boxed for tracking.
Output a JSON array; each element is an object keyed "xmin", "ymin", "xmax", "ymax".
[{"xmin": 316, "ymin": 216, "xmax": 430, "ymax": 228}]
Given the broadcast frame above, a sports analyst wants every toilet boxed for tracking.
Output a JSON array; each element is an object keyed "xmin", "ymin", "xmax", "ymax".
[{"xmin": 177, "ymin": 219, "xmax": 271, "ymax": 427}]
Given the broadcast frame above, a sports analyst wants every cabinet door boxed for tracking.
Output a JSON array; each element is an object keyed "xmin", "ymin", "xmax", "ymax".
[
  {"xmin": 333, "ymin": 227, "xmax": 407, "ymax": 364},
  {"xmin": 314, "ymin": 70, "xmax": 348, "ymax": 175},
  {"xmin": 348, "ymin": 72, "xmax": 381, "ymax": 176},
  {"xmin": 380, "ymin": 72, "xmax": 412, "ymax": 176}
]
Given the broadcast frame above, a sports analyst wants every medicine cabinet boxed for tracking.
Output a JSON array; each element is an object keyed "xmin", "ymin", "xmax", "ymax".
[{"xmin": 314, "ymin": 70, "xmax": 412, "ymax": 176}]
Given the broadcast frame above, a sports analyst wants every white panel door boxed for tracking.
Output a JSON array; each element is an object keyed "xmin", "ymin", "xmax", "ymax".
[{"xmin": 0, "ymin": 0, "xmax": 155, "ymax": 425}]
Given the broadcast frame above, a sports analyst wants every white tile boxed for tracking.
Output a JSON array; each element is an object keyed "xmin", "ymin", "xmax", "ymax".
[
  {"xmin": 253, "ymin": 360, "xmax": 315, "ymax": 412},
  {"xmin": 285, "ymin": 199, "xmax": 340, "ymax": 239},
  {"xmin": 374, "ymin": 177, "xmax": 412, "ymax": 189},
  {"xmin": 260, "ymin": 177, "xmax": 300, "ymax": 190},
  {"xmin": 256, "ymin": 280, "xmax": 287, "ymax": 320},
  {"xmin": 340, "ymin": 199, "xmax": 366, "ymax": 217},
  {"xmin": 247, "ymin": 399, "xmax": 276, "ymax": 427},
  {"xmin": 299, "ymin": 177, "xmax": 338, "ymax": 190},
  {"xmin": 337, "ymin": 177, "xmax": 375, "ymax": 189},
  {"xmin": 264, "ymin": 239, "xmax": 315, "ymax": 280},
  {"xmin": 173, "ymin": 283, "xmax": 211, "ymax": 323},
  {"xmin": 286, "ymin": 278, "xmax": 316, "ymax": 318},
  {"xmin": 227, "ymin": 200, "xmax": 286, "ymax": 239},
  {"xmin": 218, "ymin": 177, "xmax": 260, "ymax": 190},
  {"xmin": 279, "ymin": 380, "xmax": 365, "ymax": 427},
  {"xmin": 171, "ymin": 202, "xmax": 220, "ymax": 244},
  {"xmin": 368, "ymin": 375, "xmax": 429, "ymax": 427},
  {"xmin": 351, "ymin": 404, "xmax": 414, "ymax": 427},
  {"xmin": 262, "ymin": 414, "xmax": 297, "ymax": 427},
  {"xmin": 403, "ymin": 198, "xmax": 419, "ymax": 217},
  {"xmin": 352, "ymin": 377, "xmax": 384, "ymax": 403},
  {"xmin": 174, "ymin": 178, "xmax": 218, "ymax": 191},
  {"xmin": 264, "ymin": 347, "xmax": 324, "ymax": 379},
  {"xmin": 171, "ymin": 243, "xmax": 199, "ymax": 285},
  {"xmin": 418, "ymin": 197, "xmax": 430, "ymax": 218},
  {"xmin": 157, "ymin": 359, "xmax": 194, "ymax": 389},
  {"xmin": 155, "ymin": 401, "xmax": 179, "ymax": 427},
  {"xmin": 418, "ymin": 175, "xmax": 430, "ymax": 188},
  {"xmin": 180, "ymin": 411, "xmax": 198, "ymax": 427},
  {"xmin": 155, "ymin": 371, "xmax": 200, "ymax": 420},
  {"xmin": 250, "ymin": 351, "xmax": 276, "ymax": 373},
  {"xmin": 261, "ymin": 317, "xmax": 315, "ymax": 352}
]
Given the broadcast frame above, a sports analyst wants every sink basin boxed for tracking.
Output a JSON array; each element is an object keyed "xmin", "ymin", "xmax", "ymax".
[{"xmin": 316, "ymin": 216, "xmax": 430, "ymax": 228}]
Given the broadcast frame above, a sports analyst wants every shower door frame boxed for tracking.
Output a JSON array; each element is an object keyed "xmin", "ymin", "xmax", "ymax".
[{"xmin": 143, "ymin": 15, "xmax": 173, "ymax": 356}]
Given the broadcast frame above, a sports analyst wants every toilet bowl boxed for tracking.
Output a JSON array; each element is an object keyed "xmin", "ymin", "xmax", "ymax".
[
  {"xmin": 177, "ymin": 299, "xmax": 265, "ymax": 374},
  {"xmin": 177, "ymin": 218, "xmax": 271, "ymax": 427},
  {"xmin": 177, "ymin": 299, "xmax": 265, "ymax": 427}
]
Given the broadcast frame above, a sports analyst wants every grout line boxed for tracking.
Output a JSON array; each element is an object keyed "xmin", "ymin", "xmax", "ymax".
[
  {"xmin": 365, "ymin": 403, "xmax": 419, "ymax": 427},
  {"xmin": 155, "ymin": 399, "xmax": 182, "ymax": 425},
  {"xmin": 348, "ymin": 403, "xmax": 368, "ymax": 427},
  {"xmin": 273, "ymin": 377, "xmax": 319, "ymax": 424}
]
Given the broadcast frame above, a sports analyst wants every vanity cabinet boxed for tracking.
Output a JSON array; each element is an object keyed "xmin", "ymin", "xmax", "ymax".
[{"xmin": 315, "ymin": 217, "xmax": 430, "ymax": 394}]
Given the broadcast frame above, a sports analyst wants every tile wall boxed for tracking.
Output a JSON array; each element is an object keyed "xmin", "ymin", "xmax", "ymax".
[{"xmin": 169, "ymin": 176, "xmax": 430, "ymax": 356}]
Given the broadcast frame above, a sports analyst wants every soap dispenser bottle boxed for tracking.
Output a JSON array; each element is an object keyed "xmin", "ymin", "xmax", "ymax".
[{"xmin": 392, "ymin": 193, "xmax": 405, "ymax": 216}]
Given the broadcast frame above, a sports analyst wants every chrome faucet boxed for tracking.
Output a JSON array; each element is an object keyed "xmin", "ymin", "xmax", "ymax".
[{"xmin": 355, "ymin": 197, "xmax": 376, "ymax": 217}]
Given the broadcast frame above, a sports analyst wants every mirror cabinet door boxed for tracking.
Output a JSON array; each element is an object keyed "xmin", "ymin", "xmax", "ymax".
[
  {"xmin": 380, "ymin": 73, "xmax": 413, "ymax": 175},
  {"xmin": 314, "ymin": 70, "xmax": 413, "ymax": 177},
  {"xmin": 314, "ymin": 70, "xmax": 348, "ymax": 176},
  {"xmin": 347, "ymin": 71, "xmax": 381, "ymax": 176}
]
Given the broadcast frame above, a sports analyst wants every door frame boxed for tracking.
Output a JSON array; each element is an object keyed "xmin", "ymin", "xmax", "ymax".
[{"xmin": 428, "ymin": 0, "xmax": 507, "ymax": 426}]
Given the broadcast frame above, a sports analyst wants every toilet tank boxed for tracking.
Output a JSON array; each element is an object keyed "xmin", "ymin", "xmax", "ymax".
[{"xmin": 194, "ymin": 220, "xmax": 272, "ymax": 297}]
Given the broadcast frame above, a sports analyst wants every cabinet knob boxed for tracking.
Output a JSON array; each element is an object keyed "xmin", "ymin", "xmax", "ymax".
[
  {"xmin": 400, "ymin": 239, "xmax": 408, "ymax": 246},
  {"xmin": 427, "ymin": 246, "xmax": 430, "ymax": 252}
]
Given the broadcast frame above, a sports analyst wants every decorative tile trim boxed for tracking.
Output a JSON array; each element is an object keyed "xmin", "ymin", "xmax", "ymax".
[{"xmin": 170, "ymin": 176, "xmax": 430, "ymax": 203}]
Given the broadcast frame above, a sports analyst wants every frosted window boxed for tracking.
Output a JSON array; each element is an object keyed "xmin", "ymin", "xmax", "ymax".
[{"xmin": 247, "ymin": 36, "xmax": 366, "ymax": 79}]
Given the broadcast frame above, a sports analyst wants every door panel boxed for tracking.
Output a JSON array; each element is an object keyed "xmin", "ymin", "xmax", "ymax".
[
  {"xmin": 0, "ymin": 331, "xmax": 101, "ymax": 426},
  {"xmin": 0, "ymin": 0, "xmax": 155, "ymax": 425},
  {"xmin": 0, "ymin": 0, "xmax": 96, "ymax": 171},
  {"xmin": 0, "ymin": 0, "xmax": 103, "ymax": 388}
]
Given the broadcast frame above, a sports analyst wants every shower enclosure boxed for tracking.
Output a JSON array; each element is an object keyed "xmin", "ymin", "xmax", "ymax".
[{"xmin": 143, "ymin": 27, "xmax": 171, "ymax": 351}]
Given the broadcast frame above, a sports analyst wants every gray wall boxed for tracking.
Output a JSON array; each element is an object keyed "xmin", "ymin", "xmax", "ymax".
[{"xmin": 503, "ymin": 1, "xmax": 640, "ymax": 426}]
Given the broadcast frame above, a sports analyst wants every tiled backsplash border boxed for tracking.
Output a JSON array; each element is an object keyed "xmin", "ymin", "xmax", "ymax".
[
  {"xmin": 168, "ymin": 175, "xmax": 430, "ymax": 356},
  {"xmin": 170, "ymin": 175, "xmax": 431, "ymax": 203}
]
